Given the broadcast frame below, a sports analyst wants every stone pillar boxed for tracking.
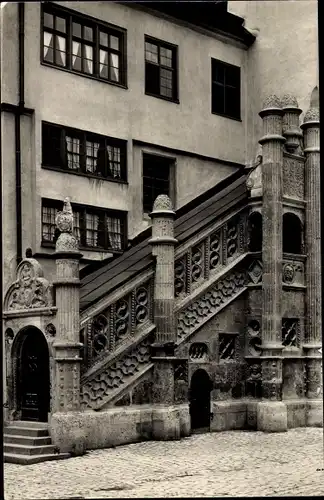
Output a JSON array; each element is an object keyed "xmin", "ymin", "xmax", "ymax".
[
  {"xmin": 257, "ymin": 95, "xmax": 287, "ymax": 431},
  {"xmin": 149, "ymin": 195, "xmax": 182, "ymax": 439},
  {"xmin": 52, "ymin": 198, "xmax": 83, "ymax": 414},
  {"xmin": 301, "ymin": 87, "xmax": 323, "ymax": 426}
]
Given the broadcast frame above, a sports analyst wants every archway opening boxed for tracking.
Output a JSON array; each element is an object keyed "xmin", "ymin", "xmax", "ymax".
[
  {"xmin": 248, "ymin": 212, "xmax": 262, "ymax": 252},
  {"xmin": 283, "ymin": 213, "xmax": 302, "ymax": 254},
  {"xmin": 189, "ymin": 369, "xmax": 212, "ymax": 433},
  {"xmin": 15, "ymin": 327, "xmax": 50, "ymax": 422}
]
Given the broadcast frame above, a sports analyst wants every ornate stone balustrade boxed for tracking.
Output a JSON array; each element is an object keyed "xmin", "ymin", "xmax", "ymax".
[
  {"xmin": 177, "ymin": 266, "xmax": 247, "ymax": 344},
  {"xmin": 80, "ymin": 331, "xmax": 155, "ymax": 410},
  {"xmin": 174, "ymin": 212, "xmax": 246, "ymax": 299},
  {"xmin": 80, "ymin": 278, "xmax": 154, "ymax": 372}
]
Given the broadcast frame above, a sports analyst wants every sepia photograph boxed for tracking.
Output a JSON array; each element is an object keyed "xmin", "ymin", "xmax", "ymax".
[{"xmin": 1, "ymin": 0, "xmax": 323, "ymax": 498}]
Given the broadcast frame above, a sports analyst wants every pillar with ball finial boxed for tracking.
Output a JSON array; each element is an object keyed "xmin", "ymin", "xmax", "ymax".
[{"xmin": 52, "ymin": 198, "xmax": 83, "ymax": 414}]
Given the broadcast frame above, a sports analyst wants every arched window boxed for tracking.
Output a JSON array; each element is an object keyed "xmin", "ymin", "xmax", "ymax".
[
  {"xmin": 283, "ymin": 213, "xmax": 302, "ymax": 254},
  {"xmin": 248, "ymin": 212, "xmax": 262, "ymax": 252}
]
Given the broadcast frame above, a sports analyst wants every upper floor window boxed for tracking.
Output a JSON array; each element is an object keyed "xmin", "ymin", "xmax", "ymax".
[
  {"xmin": 42, "ymin": 4, "xmax": 126, "ymax": 86},
  {"xmin": 145, "ymin": 36, "xmax": 178, "ymax": 102},
  {"xmin": 42, "ymin": 122, "xmax": 127, "ymax": 182},
  {"xmin": 211, "ymin": 59, "xmax": 241, "ymax": 120},
  {"xmin": 42, "ymin": 199, "xmax": 127, "ymax": 252},
  {"xmin": 143, "ymin": 153, "xmax": 174, "ymax": 213}
]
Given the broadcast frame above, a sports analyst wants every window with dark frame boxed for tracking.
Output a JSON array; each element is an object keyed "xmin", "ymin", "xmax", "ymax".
[
  {"xmin": 41, "ymin": 199, "xmax": 126, "ymax": 252},
  {"xmin": 142, "ymin": 154, "xmax": 172, "ymax": 213},
  {"xmin": 211, "ymin": 59, "xmax": 241, "ymax": 120},
  {"xmin": 42, "ymin": 4, "xmax": 126, "ymax": 86},
  {"xmin": 145, "ymin": 37, "xmax": 178, "ymax": 101},
  {"xmin": 42, "ymin": 122, "xmax": 127, "ymax": 181}
]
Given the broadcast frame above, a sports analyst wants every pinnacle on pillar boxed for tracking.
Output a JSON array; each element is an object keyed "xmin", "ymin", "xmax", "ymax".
[
  {"xmin": 53, "ymin": 197, "xmax": 83, "ymax": 413},
  {"xmin": 55, "ymin": 197, "xmax": 80, "ymax": 255},
  {"xmin": 281, "ymin": 94, "xmax": 303, "ymax": 154},
  {"xmin": 303, "ymin": 86, "xmax": 319, "ymax": 124},
  {"xmin": 149, "ymin": 194, "xmax": 178, "ymax": 247},
  {"xmin": 259, "ymin": 95, "xmax": 285, "ymax": 151}
]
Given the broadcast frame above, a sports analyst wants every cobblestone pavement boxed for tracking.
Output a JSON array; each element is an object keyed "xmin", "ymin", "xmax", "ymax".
[{"xmin": 4, "ymin": 428, "xmax": 324, "ymax": 499}]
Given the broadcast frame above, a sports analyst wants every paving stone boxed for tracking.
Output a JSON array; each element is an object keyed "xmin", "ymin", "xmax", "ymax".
[{"xmin": 4, "ymin": 428, "xmax": 324, "ymax": 499}]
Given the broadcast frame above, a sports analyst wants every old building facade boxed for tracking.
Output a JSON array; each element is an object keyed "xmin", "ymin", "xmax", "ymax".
[{"xmin": 1, "ymin": 1, "xmax": 321, "ymax": 463}]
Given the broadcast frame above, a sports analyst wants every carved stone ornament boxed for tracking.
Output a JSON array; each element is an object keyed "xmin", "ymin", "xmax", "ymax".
[
  {"xmin": 45, "ymin": 323, "xmax": 56, "ymax": 337},
  {"xmin": 152, "ymin": 194, "xmax": 173, "ymax": 212},
  {"xmin": 246, "ymin": 164, "xmax": 262, "ymax": 195},
  {"xmin": 80, "ymin": 334, "xmax": 153, "ymax": 409},
  {"xmin": 303, "ymin": 107, "xmax": 319, "ymax": 123},
  {"xmin": 55, "ymin": 198, "xmax": 79, "ymax": 252},
  {"xmin": 56, "ymin": 198, "xmax": 73, "ymax": 233},
  {"xmin": 56, "ymin": 232, "xmax": 79, "ymax": 252},
  {"xmin": 281, "ymin": 94, "xmax": 299, "ymax": 109},
  {"xmin": 247, "ymin": 363, "xmax": 262, "ymax": 381},
  {"xmin": 283, "ymin": 263, "xmax": 295, "ymax": 284},
  {"xmin": 303, "ymin": 87, "xmax": 319, "ymax": 123},
  {"xmin": 4, "ymin": 258, "xmax": 53, "ymax": 311},
  {"xmin": 248, "ymin": 260, "xmax": 263, "ymax": 285},
  {"xmin": 262, "ymin": 94, "xmax": 282, "ymax": 110},
  {"xmin": 283, "ymin": 157, "xmax": 304, "ymax": 200}
]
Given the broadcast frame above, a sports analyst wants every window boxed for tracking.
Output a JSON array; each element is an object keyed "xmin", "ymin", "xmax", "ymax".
[
  {"xmin": 41, "ymin": 199, "xmax": 126, "ymax": 252},
  {"xmin": 211, "ymin": 59, "xmax": 241, "ymax": 119},
  {"xmin": 42, "ymin": 123, "xmax": 127, "ymax": 181},
  {"xmin": 145, "ymin": 36, "xmax": 178, "ymax": 101},
  {"xmin": 283, "ymin": 213, "xmax": 302, "ymax": 254},
  {"xmin": 42, "ymin": 4, "xmax": 126, "ymax": 86},
  {"xmin": 143, "ymin": 154, "xmax": 173, "ymax": 213},
  {"xmin": 248, "ymin": 212, "xmax": 262, "ymax": 252}
]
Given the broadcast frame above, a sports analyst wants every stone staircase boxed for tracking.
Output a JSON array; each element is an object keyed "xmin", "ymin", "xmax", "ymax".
[
  {"xmin": 4, "ymin": 421, "xmax": 70, "ymax": 464},
  {"xmin": 78, "ymin": 174, "xmax": 249, "ymax": 411}
]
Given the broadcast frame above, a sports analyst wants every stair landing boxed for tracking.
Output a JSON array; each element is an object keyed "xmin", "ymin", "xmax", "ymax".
[{"xmin": 4, "ymin": 421, "xmax": 70, "ymax": 465}]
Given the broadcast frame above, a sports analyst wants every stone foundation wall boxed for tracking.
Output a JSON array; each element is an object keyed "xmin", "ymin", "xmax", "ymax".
[
  {"xmin": 49, "ymin": 399, "xmax": 322, "ymax": 454},
  {"xmin": 49, "ymin": 404, "xmax": 190, "ymax": 454}
]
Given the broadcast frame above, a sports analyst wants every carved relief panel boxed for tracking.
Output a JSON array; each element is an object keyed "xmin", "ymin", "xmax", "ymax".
[
  {"xmin": 283, "ymin": 156, "xmax": 305, "ymax": 200},
  {"xmin": 4, "ymin": 258, "xmax": 54, "ymax": 312}
]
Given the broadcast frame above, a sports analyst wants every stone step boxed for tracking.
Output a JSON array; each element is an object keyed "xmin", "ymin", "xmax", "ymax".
[
  {"xmin": 4, "ymin": 452, "xmax": 71, "ymax": 465},
  {"xmin": 4, "ymin": 434, "xmax": 52, "ymax": 446},
  {"xmin": 4, "ymin": 443, "xmax": 55, "ymax": 456},
  {"xmin": 4, "ymin": 426, "xmax": 49, "ymax": 437},
  {"xmin": 8, "ymin": 420, "xmax": 49, "ymax": 430}
]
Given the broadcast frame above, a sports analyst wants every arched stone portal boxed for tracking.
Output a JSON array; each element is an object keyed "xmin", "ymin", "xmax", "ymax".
[
  {"xmin": 13, "ymin": 327, "xmax": 50, "ymax": 422},
  {"xmin": 189, "ymin": 369, "xmax": 212, "ymax": 433}
]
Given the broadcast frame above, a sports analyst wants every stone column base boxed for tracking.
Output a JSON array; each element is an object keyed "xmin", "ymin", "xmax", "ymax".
[
  {"xmin": 257, "ymin": 401, "xmax": 287, "ymax": 432},
  {"xmin": 307, "ymin": 400, "xmax": 323, "ymax": 427},
  {"xmin": 152, "ymin": 406, "xmax": 181, "ymax": 440},
  {"xmin": 178, "ymin": 403, "xmax": 191, "ymax": 437}
]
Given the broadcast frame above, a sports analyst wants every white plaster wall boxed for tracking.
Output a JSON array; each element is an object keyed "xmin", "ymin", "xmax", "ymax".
[
  {"xmin": 228, "ymin": 0, "xmax": 318, "ymax": 161},
  {"xmin": 24, "ymin": 1, "xmax": 247, "ymax": 162}
]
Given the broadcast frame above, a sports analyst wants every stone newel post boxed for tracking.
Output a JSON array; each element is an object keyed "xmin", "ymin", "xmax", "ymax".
[
  {"xmin": 149, "ymin": 194, "xmax": 178, "ymax": 401},
  {"xmin": 149, "ymin": 195, "xmax": 182, "ymax": 440},
  {"xmin": 301, "ymin": 87, "xmax": 323, "ymax": 425},
  {"xmin": 258, "ymin": 95, "xmax": 287, "ymax": 431},
  {"xmin": 52, "ymin": 198, "xmax": 83, "ymax": 413}
]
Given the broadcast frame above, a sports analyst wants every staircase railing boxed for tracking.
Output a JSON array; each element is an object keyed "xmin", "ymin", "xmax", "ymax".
[{"xmin": 79, "ymin": 205, "xmax": 249, "ymax": 409}]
